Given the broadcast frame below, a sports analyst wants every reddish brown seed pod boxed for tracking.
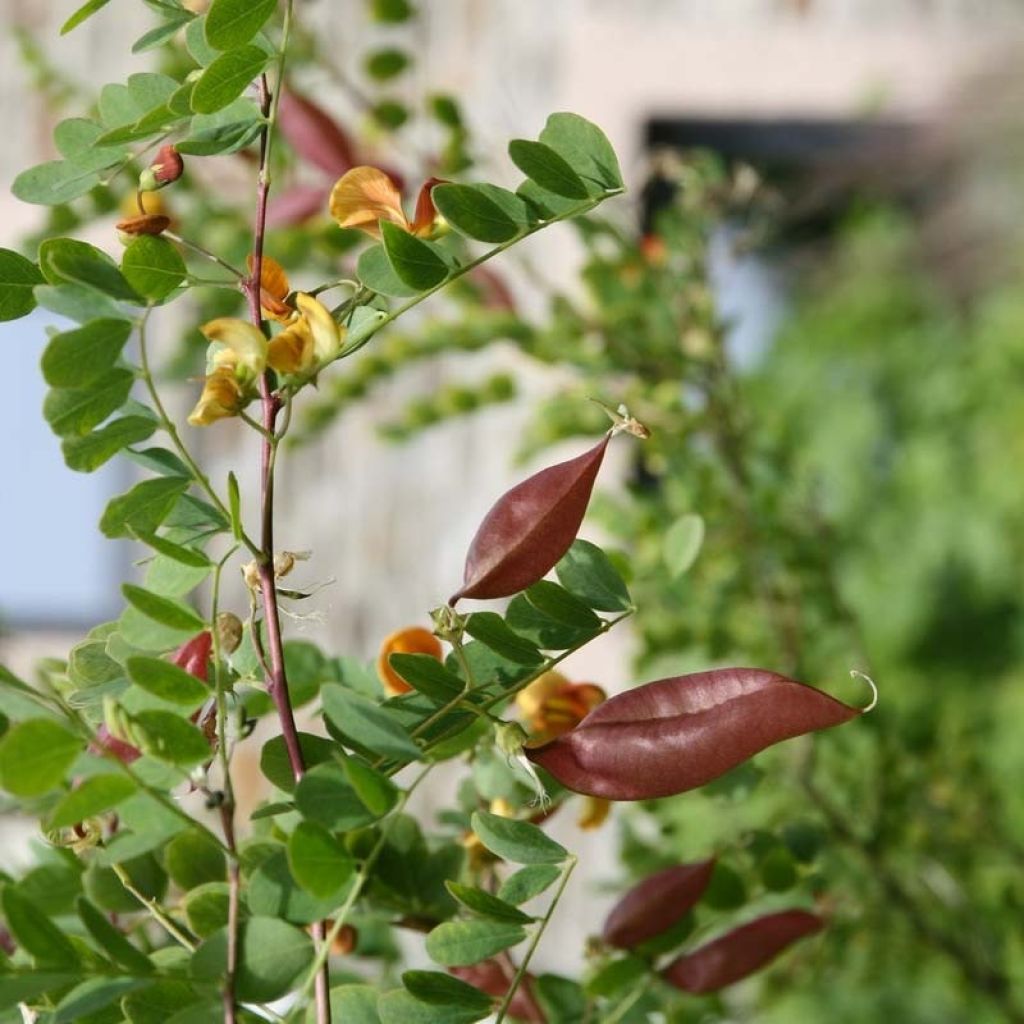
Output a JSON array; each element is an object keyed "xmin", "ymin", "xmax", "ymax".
[
  {"xmin": 602, "ymin": 859, "xmax": 716, "ymax": 950},
  {"xmin": 662, "ymin": 909, "xmax": 824, "ymax": 994},
  {"xmin": 450, "ymin": 960, "xmax": 545, "ymax": 1023},
  {"xmin": 115, "ymin": 214, "xmax": 172, "ymax": 237},
  {"xmin": 525, "ymin": 668, "xmax": 861, "ymax": 800},
  {"xmin": 278, "ymin": 90, "xmax": 359, "ymax": 177},
  {"xmin": 451, "ymin": 435, "xmax": 611, "ymax": 604}
]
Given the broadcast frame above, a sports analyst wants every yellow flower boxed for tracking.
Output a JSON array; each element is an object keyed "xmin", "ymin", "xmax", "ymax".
[
  {"xmin": 187, "ymin": 364, "xmax": 246, "ymax": 426},
  {"xmin": 187, "ymin": 319, "xmax": 266, "ymax": 427},
  {"xmin": 329, "ymin": 167, "xmax": 442, "ymax": 239},
  {"xmin": 266, "ymin": 293, "xmax": 342, "ymax": 374},
  {"xmin": 577, "ymin": 796, "xmax": 612, "ymax": 830}
]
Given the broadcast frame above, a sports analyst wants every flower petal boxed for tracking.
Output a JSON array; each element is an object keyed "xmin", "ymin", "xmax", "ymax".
[
  {"xmin": 247, "ymin": 253, "xmax": 293, "ymax": 322},
  {"xmin": 200, "ymin": 318, "xmax": 267, "ymax": 376},
  {"xmin": 267, "ymin": 318, "xmax": 314, "ymax": 374},
  {"xmin": 187, "ymin": 366, "xmax": 245, "ymax": 426},
  {"xmin": 410, "ymin": 176, "xmax": 445, "ymax": 236},
  {"xmin": 329, "ymin": 166, "xmax": 409, "ymax": 237},
  {"xmin": 295, "ymin": 293, "xmax": 342, "ymax": 363}
]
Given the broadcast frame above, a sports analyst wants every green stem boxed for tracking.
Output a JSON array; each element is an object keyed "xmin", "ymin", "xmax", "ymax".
[
  {"xmin": 285, "ymin": 765, "xmax": 434, "ymax": 1022},
  {"xmin": 494, "ymin": 855, "xmax": 577, "ymax": 1024},
  {"xmin": 110, "ymin": 863, "xmax": 196, "ymax": 951},
  {"xmin": 210, "ymin": 550, "xmax": 241, "ymax": 1024},
  {"xmin": 389, "ymin": 608, "xmax": 634, "ymax": 773},
  {"xmin": 599, "ymin": 975, "xmax": 652, "ymax": 1024}
]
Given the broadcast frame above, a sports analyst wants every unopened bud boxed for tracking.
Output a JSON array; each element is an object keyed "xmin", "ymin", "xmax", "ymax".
[
  {"xmin": 216, "ymin": 612, "xmax": 243, "ymax": 654},
  {"xmin": 140, "ymin": 144, "xmax": 184, "ymax": 192}
]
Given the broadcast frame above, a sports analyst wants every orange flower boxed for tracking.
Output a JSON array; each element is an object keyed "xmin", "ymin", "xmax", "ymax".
[
  {"xmin": 516, "ymin": 671, "xmax": 606, "ymax": 741},
  {"xmin": 247, "ymin": 253, "xmax": 294, "ymax": 322},
  {"xmin": 329, "ymin": 167, "xmax": 442, "ymax": 239},
  {"xmin": 376, "ymin": 626, "xmax": 443, "ymax": 696}
]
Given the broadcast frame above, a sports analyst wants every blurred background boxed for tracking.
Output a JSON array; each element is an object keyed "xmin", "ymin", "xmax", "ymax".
[{"xmin": 4, "ymin": 1, "xmax": 1024, "ymax": 1020}]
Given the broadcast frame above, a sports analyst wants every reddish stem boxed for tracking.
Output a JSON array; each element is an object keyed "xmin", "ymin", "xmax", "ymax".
[{"xmin": 246, "ymin": 73, "xmax": 333, "ymax": 1024}]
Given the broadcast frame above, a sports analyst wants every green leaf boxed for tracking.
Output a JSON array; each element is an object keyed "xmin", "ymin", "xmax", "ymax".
[
  {"xmin": 61, "ymin": 0, "xmax": 112, "ymax": 34},
  {"xmin": 378, "ymin": 990, "xmax": 488, "ymax": 1024},
  {"xmin": 0, "ymin": 888, "xmax": 79, "ymax": 966},
  {"xmin": 41, "ymin": 318, "xmax": 133, "ymax": 388},
  {"xmin": 663, "ymin": 513, "xmax": 705, "ymax": 577},
  {"xmin": 402, "ymin": 971, "xmax": 493, "ymax": 1013},
  {"xmin": 497, "ymin": 864, "xmax": 562, "ymax": 905},
  {"xmin": 76, "ymin": 896, "xmax": 154, "ymax": 974},
  {"xmin": 539, "ymin": 112, "xmax": 623, "ymax": 191},
  {"xmin": 54, "ymin": 117, "xmax": 129, "ymax": 171},
  {"xmin": 39, "ymin": 238, "xmax": 139, "ymax": 301},
  {"xmin": 182, "ymin": 882, "xmax": 231, "ymax": 938},
  {"xmin": 129, "ymin": 709, "xmax": 210, "ymax": 766},
  {"xmin": 424, "ymin": 919, "xmax": 527, "ymax": 967},
  {"xmin": 54, "ymin": 977, "xmax": 144, "ymax": 1022},
  {"xmin": 380, "ymin": 221, "xmax": 450, "ymax": 291},
  {"xmin": 191, "ymin": 917, "xmax": 313, "ymax": 1003},
  {"xmin": 260, "ymin": 733, "xmax": 340, "ymax": 793},
  {"xmin": 62, "ymin": 417, "xmax": 157, "ymax": 473},
  {"xmin": 100, "ymin": 478, "xmax": 190, "ymax": 539},
  {"xmin": 535, "ymin": 975, "xmax": 587, "ymax": 1022},
  {"xmin": 508, "ymin": 139, "xmax": 589, "ymax": 199},
  {"xmin": 0, "ymin": 972, "xmax": 80, "ymax": 1012},
  {"xmin": 191, "ymin": 46, "xmax": 269, "ymax": 114},
  {"xmin": 134, "ymin": 531, "xmax": 211, "ymax": 568},
  {"xmin": 321, "ymin": 685, "xmax": 423, "ymax": 761},
  {"xmin": 385, "ymin": 653, "xmax": 463, "ymax": 703},
  {"xmin": 341, "ymin": 756, "xmax": 399, "ymax": 816},
  {"xmin": 35, "ymin": 282, "xmax": 128, "ymax": 323},
  {"xmin": 44, "ymin": 368, "xmax": 134, "ymax": 438},
  {"xmin": 365, "ymin": 47, "xmax": 410, "ymax": 81},
  {"xmin": 555, "ymin": 539, "xmax": 631, "ymax": 611},
  {"xmin": 326, "ymin": 985, "xmax": 382, "ymax": 1024},
  {"xmin": 12, "ymin": 160, "xmax": 100, "ymax": 205},
  {"xmin": 227, "ymin": 471, "xmax": 242, "ymax": 540},
  {"xmin": 524, "ymin": 581, "xmax": 601, "ymax": 630},
  {"xmin": 121, "ymin": 236, "xmax": 187, "ymax": 301},
  {"xmin": 356, "ymin": 244, "xmax": 420, "ymax": 298},
  {"xmin": 0, "ymin": 719, "xmax": 81, "ymax": 797},
  {"xmin": 287, "ymin": 821, "xmax": 354, "ymax": 898},
  {"xmin": 133, "ymin": 13, "xmax": 195, "ymax": 54},
  {"xmin": 47, "ymin": 773, "xmax": 136, "ymax": 829},
  {"xmin": 165, "ymin": 829, "xmax": 226, "ymax": 889},
  {"xmin": 445, "ymin": 882, "xmax": 533, "ymax": 923},
  {"xmin": 123, "ymin": 981, "xmax": 206, "ymax": 1024},
  {"xmin": 248, "ymin": 849, "xmax": 344, "ymax": 924},
  {"xmin": 126, "ymin": 656, "xmax": 209, "ymax": 707},
  {"xmin": 205, "ymin": 0, "xmax": 277, "ymax": 49},
  {"xmin": 177, "ymin": 102, "xmax": 264, "ymax": 155},
  {"xmin": 470, "ymin": 810, "xmax": 568, "ymax": 865},
  {"xmin": 122, "ymin": 585, "xmax": 205, "ymax": 634},
  {"xmin": 294, "ymin": 763, "xmax": 379, "ymax": 832},
  {"xmin": 464, "ymin": 612, "xmax": 544, "ymax": 666},
  {"xmin": 431, "ymin": 183, "xmax": 520, "ymax": 243},
  {"xmin": 98, "ymin": 74, "xmax": 179, "ymax": 131},
  {"xmin": 0, "ymin": 248, "xmax": 44, "ymax": 321}
]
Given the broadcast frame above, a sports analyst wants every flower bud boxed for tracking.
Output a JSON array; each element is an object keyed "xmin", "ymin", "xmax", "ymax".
[
  {"xmin": 140, "ymin": 144, "xmax": 184, "ymax": 192},
  {"xmin": 216, "ymin": 612, "xmax": 244, "ymax": 655}
]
